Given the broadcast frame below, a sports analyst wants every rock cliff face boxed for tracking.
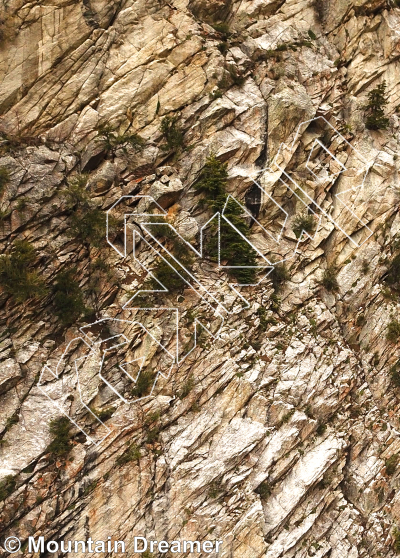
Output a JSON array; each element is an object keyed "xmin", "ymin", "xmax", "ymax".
[{"xmin": 1, "ymin": 0, "xmax": 400, "ymax": 556}]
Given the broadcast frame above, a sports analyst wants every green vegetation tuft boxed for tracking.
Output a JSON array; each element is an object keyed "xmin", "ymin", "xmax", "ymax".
[
  {"xmin": 131, "ymin": 370, "xmax": 154, "ymax": 398},
  {"xmin": 0, "ymin": 475, "xmax": 16, "ymax": 501},
  {"xmin": 387, "ymin": 320, "xmax": 400, "ymax": 343},
  {"xmin": 195, "ymin": 154, "xmax": 258, "ymax": 284},
  {"xmin": 117, "ymin": 443, "xmax": 141, "ymax": 466},
  {"xmin": 212, "ymin": 22, "xmax": 231, "ymax": 38},
  {"xmin": 179, "ymin": 374, "xmax": 195, "ymax": 399},
  {"xmin": 385, "ymin": 454, "xmax": 399, "ymax": 476},
  {"xmin": 393, "ymin": 526, "xmax": 400, "ymax": 553},
  {"xmin": 292, "ymin": 213, "xmax": 315, "ymax": 239},
  {"xmin": 0, "ymin": 166, "xmax": 10, "ymax": 194},
  {"xmin": 160, "ymin": 116, "xmax": 185, "ymax": 153},
  {"xmin": 390, "ymin": 362, "xmax": 400, "ymax": 387},
  {"xmin": 385, "ymin": 252, "xmax": 400, "ymax": 293},
  {"xmin": 316, "ymin": 422, "xmax": 327, "ymax": 436},
  {"xmin": 364, "ymin": 81, "xmax": 389, "ymax": 130},
  {"xmin": 321, "ymin": 266, "xmax": 339, "ymax": 293},
  {"xmin": 96, "ymin": 124, "xmax": 144, "ymax": 155},
  {"xmin": 64, "ymin": 175, "xmax": 119, "ymax": 247},
  {"xmin": 47, "ymin": 416, "xmax": 72, "ymax": 458},
  {"xmin": 270, "ymin": 263, "xmax": 290, "ymax": 292},
  {"xmin": 53, "ymin": 268, "xmax": 87, "ymax": 326},
  {"xmin": 90, "ymin": 407, "xmax": 114, "ymax": 422},
  {"xmin": 0, "ymin": 240, "xmax": 46, "ymax": 302},
  {"xmin": 256, "ymin": 480, "xmax": 272, "ymax": 500}
]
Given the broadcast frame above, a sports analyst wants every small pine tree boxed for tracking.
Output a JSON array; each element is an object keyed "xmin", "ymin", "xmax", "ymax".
[
  {"xmin": 194, "ymin": 153, "xmax": 228, "ymax": 206},
  {"xmin": 196, "ymin": 154, "xmax": 258, "ymax": 283},
  {"xmin": 160, "ymin": 116, "xmax": 184, "ymax": 153},
  {"xmin": 53, "ymin": 268, "xmax": 87, "ymax": 325},
  {"xmin": 364, "ymin": 82, "xmax": 389, "ymax": 130},
  {"xmin": 0, "ymin": 240, "xmax": 46, "ymax": 302}
]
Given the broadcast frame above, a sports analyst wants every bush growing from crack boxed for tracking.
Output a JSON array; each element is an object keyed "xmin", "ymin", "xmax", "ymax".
[
  {"xmin": 385, "ymin": 252, "xmax": 400, "ymax": 293},
  {"xmin": 0, "ymin": 240, "xmax": 46, "ymax": 302},
  {"xmin": 52, "ymin": 268, "xmax": 87, "ymax": 326},
  {"xmin": 270, "ymin": 263, "xmax": 290, "ymax": 292},
  {"xmin": 364, "ymin": 81, "xmax": 389, "ymax": 130},
  {"xmin": 256, "ymin": 480, "xmax": 272, "ymax": 500},
  {"xmin": 321, "ymin": 266, "xmax": 339, "ymax": 293},
  {"xmin": 160, "ymin": 116, "xmax": 185, "ymax": 153},
  {"xmin": 47, "ymin": 416, "xmax": 72, "ymax": 458},
  {"xmin": 385, "ymin": 454, "xmax": 399, "ymax": 476},
  {"xmin": 195, "ymin": 154, "xmax": 258, "ymax": 284},
  {"xmin": 387, "ymin": 319, "xmax": 400, "ymax": 343},
  {"xmin": 179, "ymin": 374, "xmax": 195, "ymax": 399},
  {"xmin": 211, "ymin": 22, "xmax": 231, "ymax": 39},
  {"xmin": 390, "ymin": 362, "xmax": 400, "ymax": 387},
  {"xmin": 64, "ymin": 174, "xmax": 119, "ymax": 247},
  {"xmin": 393, "ymin": 526, "xmax": 400, "ymax": 553},
  {"xmin": 0, "ymin": 475, "xmax": 16, "ymax": 501},
  {"xmin": 131, "ymin": 369, "xmax": 154, "ymax": 398},
  {"xmin": 117, "ymin": 443, "xmax": 141, "ymax": 466},
  {"xmin": 146, "ymin": 216, "xmax": 195, "ymax": 294},
  {"xmin": 292, "ymin": 213, "xmax": 315, "ymax": 239},
  {"xmin": 96, "ymin": 124, "xmax": 145, "ymax": 156},
  {"xmin": 0, "ymin": 166, "xmax": 10, "ymax": 195}
]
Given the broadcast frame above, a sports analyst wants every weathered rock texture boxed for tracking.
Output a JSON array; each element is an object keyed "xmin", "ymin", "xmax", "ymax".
[{"xmin": 1, "ymin": 0, "xmax": 400, "ymax": 557}]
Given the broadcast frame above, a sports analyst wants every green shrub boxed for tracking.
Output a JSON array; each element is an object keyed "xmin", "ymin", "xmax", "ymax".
[
  {"xmin": 179, "ymin": 374, "xmax": 195, "ymax": 399},
  {"xmin": 316, "ymin": 422, "xmax": 327, "ymax": 436},
  {"xmin": 5, "ymin": 413, "xmax": 19, "ymax": 430},
  {"xmin": 228, "ymin": 67, "xmax": 246, "ymax": 87},
  {"xmin": 270, "ymin": 263, "xmax": 289, "ymax": 292},
  {"xmin": 131, "ymin": 370, "xmax": 154, "ymax": 398},
  {"xmin": 390, "ymin": 363, "xmax": 400, "ymax": 387},
  {"xmin": 195, "ymin": 154, "xmax": 258, "ymax": 283},
  {"xmin": 217, "ymin": 42, "xmax": 228, "ymax": 54},
  {"xmin": 160, "ymin": 116, "xmax": 184, "ymax": 153},
  {"xmin": 257, "ymin": 307, "xmax": 268, "ymax": 331},
  {"xmin": 385, "ymin": 253, "xmax": 400, "ymax": 292},
  {"xmin": 70, "ymin": 207, "xmax": 106, "ymax": 247},
  {"xmin": 321, "ymin": 266, "xmax": 339, "ymax": 293},
  {"xmin": 146, "ymin": 426, "xmax": 160, "ymax": 444},
  {"xmin": 47, "ymin": 416, "xmax": 72, "ymax": 458},
  {"xmin": 90, "ymin": 407, "xmax": 114, "ymax": 422},
  {"xmin": 208, "ymin": 480, "xmax": 223, "ymax": 499},
  {"xmin": 385, "ymin": 454, "xmax": 399, "ymax": 476},
  {"xmin": 387, "ymin": 320, "xmax": 400, "ymax": 343},
  {"xmin": 0, "ymin": 240, "xmax": 46, "ymax": 302},
  {"xmin": 195, "ymin": 153, "xmax": 228, "ymax": 203},
  {"xmin": 256, "ymin": 481, "xmax": 271, "ymax": 499},
  {"xmin": 292, "ymin": 213, "xmax": 315, "ymax": 239},
  {"xmin": 53, "ymin": 268, "xmax": 87, "ymax": 326},
  {"xmin": 308, "ymin": 29, "xmax": 317, "ymax": 40},
  {"xmin": 64, "ymin": 175, "xmax": 117, "ymax": 247},
  {"xmin": 393, "ymin": 526, "xmax": 400, "ymax": 553},
  {"xmin": 117, "ymin": 443, "xmax": 141, "ymax": 466},
  {"xmin": 148, "ymin": 219, "xmax": 194, "ymax": 294},
  {"xmin": 364, "ymin": 81, "xmax": 389, "ymax": 130},
  {"xmin": 0, "ymin": 166, "xmax": 10, "ymax": 194},
  {"xmin": 149, "ymin": 252, "xmax": 192, "ymax": 294},
  {"xmin": 0, "ymin": 475, "xmax": 16, "ymax": 501},
  {"xmin": 64, "ymin": 174, "xmax": 89, "ymax": 208},
  {"xmin": 16, "ymin": 198, "xmax": 27, "ymax": 212},
  {"xmin": 219, "ymin": 198, "xmax": 258, "ymax": 284},
  {"xmin": 96, "ymin": 124, "xmax": 144, "ymax": 155},
  {"xmin": 212, "ymin": 22, "xmax": 231, "ymax": 38}
]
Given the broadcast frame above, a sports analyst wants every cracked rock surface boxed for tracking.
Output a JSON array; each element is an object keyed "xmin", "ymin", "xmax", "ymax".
[{"xmin": 1, "ymin": 0, "xmax": 400, "ymax": 557}]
